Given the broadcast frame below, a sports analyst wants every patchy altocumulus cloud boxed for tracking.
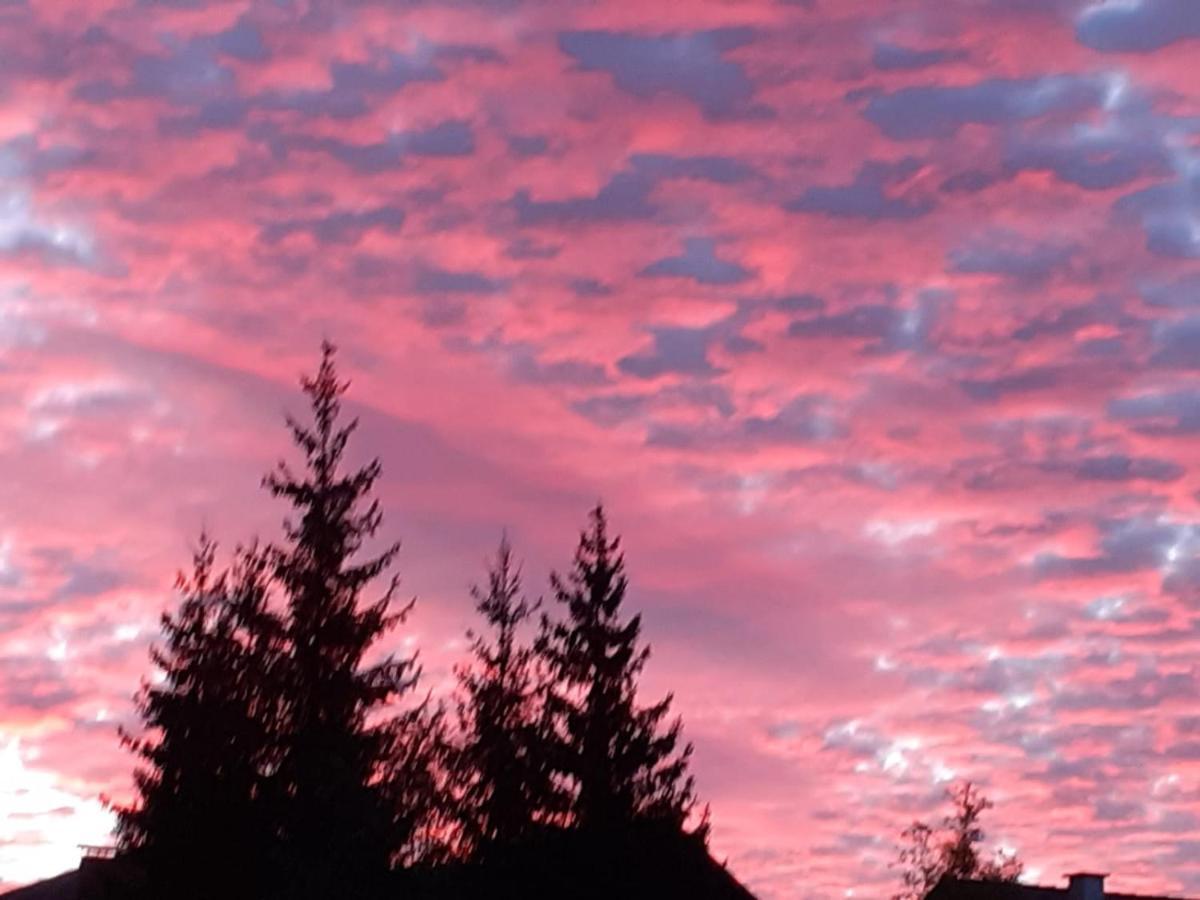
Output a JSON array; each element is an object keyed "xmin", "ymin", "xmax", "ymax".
[{"xmin": 4, "ymin": 2, "xmax": 1200, "ymax": 899}]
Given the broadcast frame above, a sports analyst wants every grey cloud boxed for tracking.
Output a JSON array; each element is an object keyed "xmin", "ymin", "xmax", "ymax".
[
  {"xmin": 787, "ymin": 292, "xmax": 945, "ymax": 354},
  {"xmin": 1036, "ymin": 518, "xmax": 1184, "ymax": 579},
  {"xmin": 645, "ymin": 394, "xmax": 839, "ymax": 449},
  {"xmin": 512, "ymin": 153, "xmax": 751, "ymax": 226},
  {"xmin": 255, "ymin": 119, "xmax": 475, "ymax": 173},
  {"xmin": 1077, "ymin": 0, "xmax": 1200, "ymax": 53},
  {"xmin": 558, "ymin": 28, "xmax": 761, "ymax": 119},
  {"xmin": 1004, "ymin": 126, "xmax": 1171, "ymax": 190},
  {"xmin": 1116, "ymin": 173, "xmax": 1200, "ymax": 259},
  {"xmin": 1109, "ymin": 389, "xmax": 1200, "ymax": 435},
  {"xmin": 413, "ymin": 263, "xmax": 506, "ymax": 295},
  {"xmin": 949, "ymin": 229, "xmax": 1074, "ymax": 281},
  {"xmin": 639, "ymin": 237, "xmax": 752, "ymax": 285},
  {"xmin": 863, "ymin": 75, "xmax": 1106, "ymax": 140},
  {"xmin": 788, "ymin": 158, "xmax": 934, "ymax": 220},
  {"xmin": 1041, "ymin": 454, "xmax": 1184, "ymax": 484},
  {"xmin": 959, "ymin": 366, "xmax": 1063, "ymax": 401},
  {"xmin": 1151, "ymin": 316, "xmax": 1200, "ymax": 369},
  {"xmin": 871, "ymin": 42, "xmax": 964, "ymax": 71},
  {"xmin": 1140, "ymin": 274, "xmax": 1200, "ymax": 309},
  {"xmin": 513, "ymin": 172, "xmax": 656, "ymax": 225},
  {"xmin": 619, "ymin": 327, "xmax": 722, "ymax": 379},
  {"xmin": 259, "ymin": 205, "xmax": 405, "ymax": 245}
]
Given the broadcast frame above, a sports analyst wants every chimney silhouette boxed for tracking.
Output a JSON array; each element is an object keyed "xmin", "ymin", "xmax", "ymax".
[{"xmin": 1068, "ymin": 873, "xmax": 1106, "ymax": 900}]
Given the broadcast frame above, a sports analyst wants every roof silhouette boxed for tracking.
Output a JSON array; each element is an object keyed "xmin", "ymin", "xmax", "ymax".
[{"xmin": 928, "ymin": 877, "xmax": 1192, "ymax": 900}]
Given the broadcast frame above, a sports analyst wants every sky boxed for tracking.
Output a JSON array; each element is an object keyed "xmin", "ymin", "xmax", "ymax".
[{"xmin": 2, "ymin": 0, "xmax": 1200, "ymax": 896}]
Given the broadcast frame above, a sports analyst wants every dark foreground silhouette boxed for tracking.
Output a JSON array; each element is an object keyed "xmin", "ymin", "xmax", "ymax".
[
  {"xmin": 4, "ymin": 346, "xmax": 758, "ymax": 900},
  {"xmin": 3, "ymin": 823, "xmax": 756, "ymax": 900}
]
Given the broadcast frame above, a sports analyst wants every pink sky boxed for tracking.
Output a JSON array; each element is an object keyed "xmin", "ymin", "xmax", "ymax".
[{"xmin": 3, "ymin": 0, "xmax": 1200, "ymax": 897}]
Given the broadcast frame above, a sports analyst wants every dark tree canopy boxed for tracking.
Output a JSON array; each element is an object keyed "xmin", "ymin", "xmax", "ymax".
[
  {"xmin": 537, "ymin": 505, "xmax": 699, "ymax": 834},
  {"xmin": 894, "ymin": 781, "xmax": 1022, "ymax": 900},
  {"xmin": 113, "ymin": 346, "xmax": 741, "ymax": 900},
  {"xmin": 264, "ymin": 341, "xmax": 421, "ymax": 897},
  {"xmin": 115, "ymin": 538, "xmax": 283, "ymax": 900},
  {"xmin": 453, "ymin": 537, "xmax": 563, "ymax": 857}
]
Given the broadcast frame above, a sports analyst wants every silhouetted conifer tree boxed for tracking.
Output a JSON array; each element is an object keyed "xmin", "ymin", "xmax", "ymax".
[
  {"xmin": 116, "ymin": 537, "xmax": 284, "ymax": 900},
  {"xmin": 537, "ymin": 505, "xmax": 698, "ymax": 835},
  {"xmin": 265, "ymin": 342, "xmax": 420, "ymax": 898},
  {"xmin": 453, "ymin": 537, "xmax": 563, "ymax": 857},
  {"xmin": 384, "ymin": 702, "xmax": 457, "ymax": 867}
]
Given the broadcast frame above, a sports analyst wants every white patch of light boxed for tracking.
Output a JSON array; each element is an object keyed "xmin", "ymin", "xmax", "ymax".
[
  {"xmin": 879, "ymin": 736, "xmax": 921, "ymax": 775},
  {"xmin": 1101, "ymin": 70, "xmax": 1130, "ymax": 112},
  {"xmin": 113, "ymin": 623, "xmax": 139, "ymax": 642},
  {"xmin": 45, "ymin": 631, "xmax": 68, "ymax": 663},
  {"xmin": 932, "ymin": 761, "xmax": 957, "ymax": 784},
  {"xmin": 1153, "ymin": 773, "xmax": 1181, "ymax": 797},
  {"xmin": 30, "ymin": 380, "xmax": 130, "ymax": 413},
  {"xmin": 26, "ymin": 418, "xmax": 61, "ymax": 442},
  {"xmin": 865, "ymin": 518, "xmax": 938, "ymax": 546},
  {"xmin": 1087, "ymin": 595, "xmax": 1127, "ymax": 620},
  {"xmin": 735, "ymin": 472, "xmax": 773, "ymax": 515},
  {"xmin": 874, "ymin": 654, "xmax": 897, "ymax": 672},
  {"xmin": 0, "ymin": 190, "xmax": 93, "ymax": 261},
  {"xmin": 825, "ymin": 719, "xmax": 861, "ymax": 742},
  {"xmin": 0, "ymin": 537, "xmax": 15, "ymax": 583},
  {"xmin": 983, "ymin": 692, "xmax": 1035, "ymax": 713},
  {"xmin": 0, "ymin": 737, "xmax": 115, "ymax": 888}
]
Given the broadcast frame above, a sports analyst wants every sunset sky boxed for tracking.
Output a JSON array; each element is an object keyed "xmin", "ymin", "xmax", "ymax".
[{"xmin": 2, "ymin": 0, "xmax": 1200, "ymax": 897}]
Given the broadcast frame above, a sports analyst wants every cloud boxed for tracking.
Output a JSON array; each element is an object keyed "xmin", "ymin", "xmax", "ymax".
[
  {"xmin": 512, "ymin": 153, "xmax": 751, "ymax": 226},
  {"xmin": 959, "ymin": 366, "xmax": 1064, "ymax": 401},
  {"xmin": 618, "ymin": 326, "xmax": 723, "ymax": 379},
  {"xmin": 1077, "ymin": 0, "xmax": 1200, "ymax": 53},
  {"xmin": 949, "ymin": 229, "xmax": 1074, "ymax": 281},
  {"xmin": 1035, "ymin": 517, "xmax": 1186, "ymax": 578},
  {"xmin": 256, "ymin": 120, "xmax": 475, "ymax": 172},
  {"xmin": 1116, "ymin": 173, "xmax": 1200, "ymax": 259},
  {"xmin": 871, "ymin": 42, "xmax": 964, "ymax": 71},
  {"xmin": 639, "ymin": 237, "xmax": 752, "ymax": 284},
  {"xmin": 1109, "ymin": 389, "xmax": 1200, "ymax": 434},
  {"xmin": 9, "ymin": 1, "xmax": 1200, "ymax": 896},
  {"xmin": 558, "ymin": 28, "xmax": 760, "ymax": 118},
  {"xmin": 259, "ymin": 206, "xmax": 405, "ymax": 245},
  {"xmin": 0, "ymin": 190, "xmax": 101, "ymax": 272},
  {"xmin": 413, "ymin": 263, "xmax": 506, "ymax": 295},
  {"xmin": 788, "ymin": 159, "xmax": 934, "ymax": 220},
  {"xmin": 1003, "ymin": 126, "xmax": 1170, "ymax": 190},
  {"xmin": 1150, "ymin": 317, "xmax": 1200, "ymax": 369},
  {"xmin": 1040, "ymin": 453, "xmax": 1184, "ymax": 484},
  {"xmin": 863, "ymin": 75, "xmax": 1105, "ymax": 140},
  {"xmin": 395, "ymin": 120, "xmax": 475, "ymax": 157}
]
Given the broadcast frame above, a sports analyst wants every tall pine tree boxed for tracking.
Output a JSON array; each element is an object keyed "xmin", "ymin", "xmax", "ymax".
[
  {"xmin": 453, "ymin": 536, "xmax": 562, "ymax": 857},
  {"xmin": 265, "ymin": 342, "xmax": 420, "ymax": 898},
  {"xmin": 537, "ymin": 505, "xmax": 698, "ymax": 835},
  {"xmin": 116, "ymin": 537, "xmax": 284, "ymax": 900}
]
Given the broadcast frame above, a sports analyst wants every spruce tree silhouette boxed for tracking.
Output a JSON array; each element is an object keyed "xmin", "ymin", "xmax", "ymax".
[
  {"xmin": 265, "ymin": 342, "xmax": 420, "ymax": 900},
  {"xmin": 537, "ymin": 505, "xmax": 699, "ymax": 835},
  {"xmin": 453, "ymin": 536, "xmax": 564, "ymax": 858},
  {"xmin": 116, "ymin": 538, "xmax": 284, "ymax": 900}
]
